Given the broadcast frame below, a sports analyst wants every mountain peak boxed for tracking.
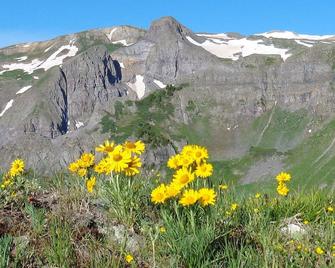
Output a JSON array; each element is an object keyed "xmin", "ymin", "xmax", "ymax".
[{"xmin": 145, "ymin": 16, "xmax": 192, "ymax": 41}]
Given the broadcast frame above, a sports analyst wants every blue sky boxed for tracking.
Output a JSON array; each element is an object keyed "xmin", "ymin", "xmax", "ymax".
[{"xmin": 1, "ymin": 0, "xmax": 335, "ymax": 48}]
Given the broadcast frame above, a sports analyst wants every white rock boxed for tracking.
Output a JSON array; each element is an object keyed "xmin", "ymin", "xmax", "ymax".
[
  {"xmin": 75, "ymin": 121, "xmax": 84, "ymax": 129},
  {"xmin": 281, "ymin": 224, "xmax": 306, "ymax": 235}
]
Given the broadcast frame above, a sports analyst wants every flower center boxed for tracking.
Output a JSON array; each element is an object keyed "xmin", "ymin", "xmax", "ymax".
[
  {"xmin": 126, "ymin": 143, "xmax": 136, "ymax": 149},
  {"xmin": 195, "ymin": 152, "xmax": 202, "ymax": 158},
  {"xmin": 113, "ymin": 154, "xmax": 123, "ymax": 162},
  {"xmin": 180, "ymin": 174, "xmax": 190, "ymax": 184}
]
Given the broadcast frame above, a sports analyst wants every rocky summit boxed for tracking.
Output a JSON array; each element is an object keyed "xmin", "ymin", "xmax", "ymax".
[{"xmin": 1, "ymin": 16, "xmax": 335, "ymax": 187}]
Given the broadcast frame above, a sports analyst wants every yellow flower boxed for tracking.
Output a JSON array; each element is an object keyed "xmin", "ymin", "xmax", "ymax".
[
  {"xmin": 172, "ymin": 167, "xmax": 195, "ymax": 187},
  {"xmin": 123, "ymin": 140, "xmax": 145, "ymax": 155},
  {"xmin": 192, "ymin": 145, "xmax": 209, "ymax": 163},
  {"xmin": 277, "ymin": 182, "xmax": 289, "ymax": 196},
  {"xmin": 254, "ymin": 208, "xmax": 259, "ymax": 213},
  {"xmin": 179, "ymin": 189, "xmax": 199, "ymax": 206},
  {"xmin": 178, "ymin": 155, "xmax": 194, "ymax": 168},
  {"xmin": 68, "ymin": 161, "xmax": 80, "ymax": 173},
  {"xmin": 79, "ymin": 153, "xmax": 95, "ymax": 168},
  {"xmin": 198, "ymin": 188, "xmax": 216, "ymax": 206},
  {"xmin": 195, "ymin": 162, "xmax": 213, "ymax": 178},
  {"xmin": 231, "ymin": 203, "xmax": 238, "ymax": 211},
  {"xmin": 332, "ymin": 244, "xmax": 335, "ymax": 251},
  {"xmin": 326, "ymin": 206, "xmax": 334, "ymax": 212},
  {"xmin": 94, "ymin": 161, "xmax": 106, "ymax": 174},
  {"xmin": 86, "ymin": 176, "xmax": 96, "ymax": 193},
  {"xmin": 9, "ymin": 159, "xmax": 25, "ymax": 177},
  {"xmin": 167, "ymin": 154, "xmax": 181, "ymax": 169},
  {"xmin": 219, "ymin": 184, "xmax": 228, "ymax": 190},
  {"xmin": 276, "ymin": 172, "xmax": 291, "ymax": 182},
  {"xmin": 77, "ymin": 168, "xmax": 87, "ymax": 177},
  {"xmin": 125, "ymin": 254, "xmax": 134, "ymax": 263},
  {"xmin": 124, "ymin": 156, "xmax": 142, "ymax": 176},
  {"xmin": 333, "ymin": 220, "xmax": 335, "ymax": 225},
  {"xmin": 151, "ymin": 184, "xmax": 167, "ymax": 204},
  {"xmin": 181, "ymin": 145, "xmax": 195, "ymax": 161},
  {"xmin": 165, "ymin": 182, "xmax": 183, "ymax": 199},
  {"xmin": 96, "ymin": 140, "xmax": 114, "ymax": 153},
  {"xmin": 315, "ymin": 247, "xmax": 324, "ymax": 255},
  {"xmin": 255, "ymin": 193, "xmax": 261, "ymax": 198},
  {"xmin": 303, "ymin": 220, "xmax": 309, "ymax": 225},
  {"xmin": 159, "ymin": 227, "xmax": 166, "ymax": 233},
  {"xmin": 106, "ymin": 146, "xmax": 131, "ymax": 173}
]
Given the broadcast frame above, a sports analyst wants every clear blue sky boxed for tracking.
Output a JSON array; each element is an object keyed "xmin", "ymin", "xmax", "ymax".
[{"xmin": 1, "ymin": 0, "xmax": 334, "ymax": 48}]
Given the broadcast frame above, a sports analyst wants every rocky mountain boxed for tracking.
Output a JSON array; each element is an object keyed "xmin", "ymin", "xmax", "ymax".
[{"xmin": 1, "ymin": 17, "xmax": 335, "ymax": 189}]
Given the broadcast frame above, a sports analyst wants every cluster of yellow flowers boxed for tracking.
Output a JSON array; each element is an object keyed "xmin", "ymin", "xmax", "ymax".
[
  {"xmin": 151, "ymin": 145, "xmax": 216, "ymax": 207},
  {"xmin": 0, "ymin": 159, "xmax": 25, "ymax": 190},
  {"xmin": 94, "ymin": 140, "xmax": 144, "ymax": 176},
  {"xmin": 275, "ymin": 172, "xmax": 291, "ymax": 196},
  {"xmin": 68, "ymin": 140, "xmax": 145, "ymax": 192}
]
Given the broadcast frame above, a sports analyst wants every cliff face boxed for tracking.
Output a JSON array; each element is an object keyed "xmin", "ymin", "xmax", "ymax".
[{"xmin": 1, "ymin": 17, "xmax": 335, "ymax": 186}]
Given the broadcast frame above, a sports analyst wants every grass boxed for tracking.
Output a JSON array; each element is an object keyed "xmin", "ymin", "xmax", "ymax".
[
  {"xmin": 101, "ymin": 85, "xmax": 183, "ymax": 149},
  {"xmin": 0, "ymin": 69, "xmax": 33, "ymax": 81},
  {"xmin": 251, "ymin": 107, "xmax": 309, "ymax": 151},
  {"xmin": 0, "ymin": 235, "xmax": 12, "ymax": 268},
  {"xmin": 0, "ymin": 147, "xmax": 334, "ymax": 267}
]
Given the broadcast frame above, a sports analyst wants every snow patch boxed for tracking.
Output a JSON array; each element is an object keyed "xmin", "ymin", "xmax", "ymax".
[
  {"xmin": 38, "ymin": 42, "xmax": 78, "ymax": 71},
  {"xmin": 186, "ymin": 36, "xmax": 291, "ymax": 61},
  {"xmin": 107, "ymin": 28, "xmax": 118, "ymax": 40},
  {"xmin": 127, "ymin": 75, "xmax": 146, "ymax": 99},
  {"xmin": 153, "ymin": 79, "xmax": 166, "ymax": 89},
  {"xmin": 256, "ymin": 31, "xmax": 334, "ymax": 40},
  {"xmin": 321, "ymin": 41, "xmax": 333, "ymax": 44},
  {"xmin": 295, "ymin": 40, "xmax": 314, "ymax": 47},
  {"xmin": 75, "ymin": 121, "xmax": 84, "ymax": 129},
  {"xmin": 16, "ymin": 85, "xmax": 32, "ymax": 95},
  {"xmin": 44, "ymin": 44, "xmax": 54, "ymax": 52},
  {"xmin": 119, "ymin": 62, "xmax": 125, "ymax": 68},
  {"xmin": 16, "ymin": 56, "xmax": 28, "ymax": 62},
  {"xmin": 112, "ymin": 40, "xmax": 133, "ymax": 46},
  {"xmin": 0, "ymin": 59, "xmax": 43, "ymax": 75},
  {"xmin": 197, "ymin": 33, "xmax": 233, "ymax": 39},
  {"xmin": 33, "ymin": 76, "xmax": 39, "ymax": 80},
  {"xmin": 0, "ymin": 40, "xmax": 78, "ymax": 74},
  {"xmin": 0, "ymin": 99, "xmax": 14, "ymax": 117},
  {"xmin": 22, "ymin": 44, "xmax": 30, "ymax": 48}
]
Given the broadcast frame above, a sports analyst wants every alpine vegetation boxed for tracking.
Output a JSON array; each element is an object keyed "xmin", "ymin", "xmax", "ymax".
[{"xmin": 0, "ymin": 140, "xmax": 334, "ymax": 267}]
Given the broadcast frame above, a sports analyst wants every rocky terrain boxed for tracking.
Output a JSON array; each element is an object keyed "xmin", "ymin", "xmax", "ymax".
[{"xmin": 1, "ymin": 16, "xmax": 335, "ymax": 188}]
